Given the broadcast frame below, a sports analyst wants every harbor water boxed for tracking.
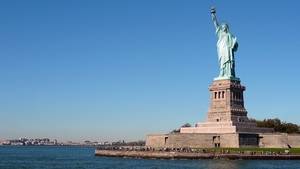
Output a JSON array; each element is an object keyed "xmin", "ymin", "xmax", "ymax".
[{"xmin": 0, "ymin": 146, "xmax": 300, "ymax": 169}]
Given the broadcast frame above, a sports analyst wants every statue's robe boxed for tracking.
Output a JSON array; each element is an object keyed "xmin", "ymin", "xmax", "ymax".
[{"xmin": 216, "ymin": 26, "xmax": 238, "ymax": 77}]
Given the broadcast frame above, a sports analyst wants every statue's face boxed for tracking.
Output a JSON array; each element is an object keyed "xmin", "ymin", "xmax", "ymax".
[{"xmin": 221, "ymin": 24, "xmax": 229, "ymax": 32}]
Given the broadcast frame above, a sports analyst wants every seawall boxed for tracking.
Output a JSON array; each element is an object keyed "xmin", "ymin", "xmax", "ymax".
[{"xmin": 95, "ymin": 149, "xmax": 300, "ymax": 160}]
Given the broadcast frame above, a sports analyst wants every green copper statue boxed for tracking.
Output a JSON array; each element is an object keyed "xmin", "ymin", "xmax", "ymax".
[{"xmin": 211, "ymin": 7, "xmax": 238, "ymax": 80}]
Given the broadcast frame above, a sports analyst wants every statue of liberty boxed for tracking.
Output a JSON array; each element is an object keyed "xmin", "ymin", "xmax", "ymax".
[{"xmin": 211, "ymin": 7, "xmax": 238, "ymax": 80}]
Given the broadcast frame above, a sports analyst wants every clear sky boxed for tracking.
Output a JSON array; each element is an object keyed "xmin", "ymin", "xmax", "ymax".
[{"xmin": 0, "ymin": 0, "xmax": 299, "ymax": 142}]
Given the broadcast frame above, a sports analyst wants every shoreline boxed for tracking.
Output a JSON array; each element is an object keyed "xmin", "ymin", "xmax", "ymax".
[{"xmin": 95, "ymin": 149, "xmax": 300, "ymax": 160}]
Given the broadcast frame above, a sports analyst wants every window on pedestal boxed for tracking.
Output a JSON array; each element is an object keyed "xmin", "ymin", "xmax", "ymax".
[
  {"xmin": 222, "ymin": 91, "xmax": 225, "ymax": 98},
  {"xmin": 214, "ymin": 92, "xmax": 217, "ymax": 99},
  {"xmin": 164, "ymin": 137, "xmax": 168, "ymax": 145},
  {"xmin": 213, "ymin": 136, "xmax": 221, "ymax": 148},
  {"xmin": 233, "ymin": 92, "xmax": 237, "ymax": 100}
]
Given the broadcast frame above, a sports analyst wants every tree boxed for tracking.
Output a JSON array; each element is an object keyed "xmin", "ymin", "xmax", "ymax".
[
  {"xmin": 181, "ymin": 123, "xmax": 192, "ymax": 128},
  {"xmin": 170, "ymin": 123, "xmax": 192, "ymax": 134},
  {"xmin": 255, "ymin": 118, "xmax": 300, "ymax": 133}
]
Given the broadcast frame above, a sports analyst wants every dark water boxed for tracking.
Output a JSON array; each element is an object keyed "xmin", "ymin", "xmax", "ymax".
[{"xmin": 0, "ymin": 146, "xmax": 300, "ymax": 169}]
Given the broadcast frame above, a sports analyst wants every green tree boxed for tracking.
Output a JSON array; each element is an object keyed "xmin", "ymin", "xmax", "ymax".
[
  {"xmin": 256, "ymin": 118, "xmax": 300, "ymax": 133},
  {"xmin": 170, "ymin": 123, "xmax": 192, "ymax": 134}
]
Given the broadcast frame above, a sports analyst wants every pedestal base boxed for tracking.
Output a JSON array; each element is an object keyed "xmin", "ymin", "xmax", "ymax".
[{"xmin": 180, "ymin": 121, "xmax": 273, "ymax": 134}]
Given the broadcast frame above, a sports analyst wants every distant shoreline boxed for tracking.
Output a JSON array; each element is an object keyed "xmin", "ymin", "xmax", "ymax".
[{"xmin": 0, "ymin": 145, "xmax": 96, "ymax": 147}]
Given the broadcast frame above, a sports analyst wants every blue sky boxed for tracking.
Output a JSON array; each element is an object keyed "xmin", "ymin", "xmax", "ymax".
[{"xmin": 0, "ymin": 0, "xmax": 299, "ymax": 142}]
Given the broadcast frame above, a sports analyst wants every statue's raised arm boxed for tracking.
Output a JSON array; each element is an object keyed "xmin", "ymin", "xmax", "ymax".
[
  {"xmin": 210, "ymin": 7, "xmax": 239, "ymax": 80},
  {"xmin": 210, "ymin": 7, "xmax": 219, "ymax": 30}
]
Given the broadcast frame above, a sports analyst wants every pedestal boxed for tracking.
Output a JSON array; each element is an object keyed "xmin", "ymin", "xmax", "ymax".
[{"xmin": 180, "ymin": 79, "xmax": 273, "ymax": 134}]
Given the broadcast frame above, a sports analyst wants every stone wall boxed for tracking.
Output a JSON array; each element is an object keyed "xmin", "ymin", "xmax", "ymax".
[
  {"xmin": 239, "ymin": 133, "xmax": 258, "ymax": 147},
  {"xmin": 146, "ymin": 132, "xmax": 300, "ymax": 148},
  {"xmin": 145, "ymin": 134, "xmax": 167, "ymax": 148},
  {"xmin": 287, "ymin": 134, "xmax": 300, "ymax": 147},
  {"xmin": 166, "ymin": 133, "xmax": 215, "ymax": 148},
  {"xmin": 95, "ymin": 149, "xmax": 300, "ymax": 160},
  {"xmin": 259, "ymin": 133, "xmax": 300, "ymax": 148},
  {"xmin": 221, "ymin": 133, "xmax": 239, "ymax": 147},
  {"xmin": 146, "ymin": 133, "xmax": 240, "ymax": 148}
]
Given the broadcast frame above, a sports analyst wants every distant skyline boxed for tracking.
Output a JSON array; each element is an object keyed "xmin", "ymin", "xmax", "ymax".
[{"xmin": 0, "ymin": 0, "xmax": 299, "ymax": 142}]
